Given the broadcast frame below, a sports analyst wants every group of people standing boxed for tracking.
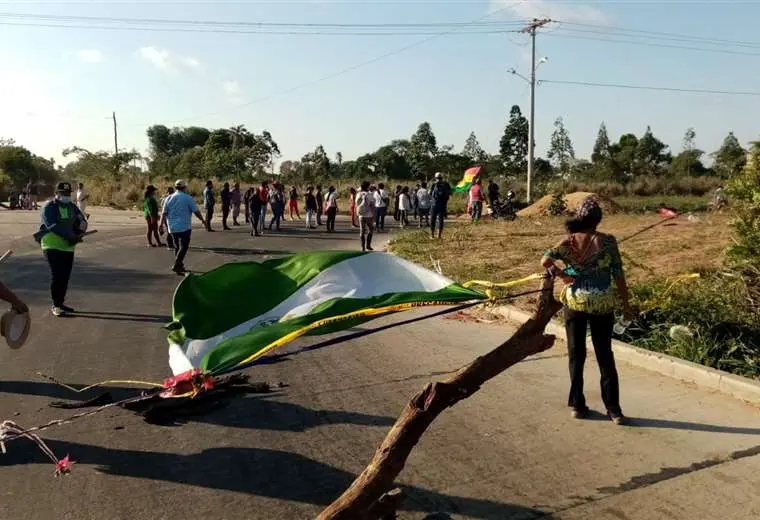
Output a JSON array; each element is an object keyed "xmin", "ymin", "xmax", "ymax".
[
  {"xmin": 22, "ymin": 178, "xmax": 634, "ymax": 431},
  {"xmin": 352, "ymin": 177, "xmax": 450, "ymax": 233},
  {"xmin": 352, "ymin": 172, "xmax": 452, "ymax": 251}
]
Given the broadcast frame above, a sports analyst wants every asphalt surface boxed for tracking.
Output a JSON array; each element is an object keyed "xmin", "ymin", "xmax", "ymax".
[{"xmin": 1, "ymin": 208, "xmax": 760, "ymax": 520}]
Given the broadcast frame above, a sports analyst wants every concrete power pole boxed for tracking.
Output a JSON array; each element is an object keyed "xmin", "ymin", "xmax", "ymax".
[
  {"xmin": 112, "ymin": 111, "xmax": 118, "ymax": 155},
  {"xmin": 521, "ymin": 18, "xmax": 551, "ymax": 204}
]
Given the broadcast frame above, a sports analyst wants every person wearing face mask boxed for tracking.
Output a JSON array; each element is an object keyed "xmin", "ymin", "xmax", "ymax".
[{"xmin": 35, "ymin": 182, "xmax": 88, "ymax": 317}]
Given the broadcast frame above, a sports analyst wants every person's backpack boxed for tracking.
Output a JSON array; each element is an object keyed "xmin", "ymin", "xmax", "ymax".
[
  {"xmin": 417, "ymin": 189, "xmax": 431, "ymax": 209},
  {"xmin": 431, "ymin": 182, "xmax": 449, "ymax": 206}
]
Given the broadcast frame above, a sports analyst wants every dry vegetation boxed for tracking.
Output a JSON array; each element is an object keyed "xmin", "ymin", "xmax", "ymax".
[{"xmin": 390, "ymin": 213, "xmax": 731, "ymax": 310}]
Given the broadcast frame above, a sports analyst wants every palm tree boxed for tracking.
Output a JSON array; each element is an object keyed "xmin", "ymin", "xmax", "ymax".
[{"xmin": 227, "ymin": 125, "xmax": 248, "ymax": 150}]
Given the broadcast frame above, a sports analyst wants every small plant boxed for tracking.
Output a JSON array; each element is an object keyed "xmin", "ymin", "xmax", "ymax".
[{"xmin": 548, "ymin": 191, "xmax": 567, "ymax": 216}]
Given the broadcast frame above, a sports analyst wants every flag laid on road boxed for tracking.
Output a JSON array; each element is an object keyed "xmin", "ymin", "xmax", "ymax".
[
  {"xmin": 166, "ymin": 251, "xmax": 487, "ymax": 375},
  {"xmin": 453, "ymin": 166, "xmax": 481, "ymax": 193}
]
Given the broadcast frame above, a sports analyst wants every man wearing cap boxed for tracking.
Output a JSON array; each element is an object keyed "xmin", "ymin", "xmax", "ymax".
[
  {"xmin": 429, "ymin": 172, "xmax": 450, "ymax": 239},
  {"xmin": 160, "ymin": 180, "xmax": 207, "ymax": 275},
  {"xmin": 36, "ymin": 182, "xmax": 87, "ymax": 317}
]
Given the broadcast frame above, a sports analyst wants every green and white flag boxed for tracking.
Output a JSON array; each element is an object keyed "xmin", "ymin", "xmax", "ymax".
[{"xmin": 167, "ymin": 251, "xmax": 487, "ymax": 375}]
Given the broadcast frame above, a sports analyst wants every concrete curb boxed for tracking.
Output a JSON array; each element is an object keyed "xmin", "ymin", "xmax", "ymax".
[{"xmin": 494, "ymin": 304, "xmax": 760, "ymax": 406}]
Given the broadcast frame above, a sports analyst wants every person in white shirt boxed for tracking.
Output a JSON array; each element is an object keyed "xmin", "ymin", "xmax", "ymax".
[
  {"xmin": 324, "ymin": 186, "xmax": 339, "ymax": 232},
  {"xmin": 373, "ymin": 182, "xmax": 389, "ymax": 231},
  {"xmin": 398, "ymin": 186, "xmax": 412, "ymax": 228},
  {"xmin": 76, "ymin": 183, "xmax": 89, "ymax": 218},
  {"xmin": 356, "ymin": 181, "xmax": 376, "ymax": 252},
  {"xmin": 416, "ymin": 181, "xmax": 431, "ymax": 228}
]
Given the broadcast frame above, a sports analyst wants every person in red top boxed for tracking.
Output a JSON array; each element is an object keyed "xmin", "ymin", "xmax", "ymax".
[
  {"xmin": 469, "ymin": 178, "xmax": 485, "ymax": 223},
  {"xmin": 349, "ymin": 187, "xmax": 358, "ymax": 227}
]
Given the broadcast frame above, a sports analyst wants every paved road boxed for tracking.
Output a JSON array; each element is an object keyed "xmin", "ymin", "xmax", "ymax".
[{"xmin": 1, "ymin": 208, "xmax": 760, "ymax": 519}]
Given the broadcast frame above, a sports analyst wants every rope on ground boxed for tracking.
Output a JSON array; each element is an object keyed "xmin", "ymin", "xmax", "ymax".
[{"xmin": 36, "ymin": 371, "xmax": 164, "ymax": 393}]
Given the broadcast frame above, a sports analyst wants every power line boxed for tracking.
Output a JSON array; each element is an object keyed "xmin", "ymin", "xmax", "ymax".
[
  {"xmin": 0, "ymin": 12, "xmax": 527, "ymax": 28},
  {"xmin": 544, "ymin": 31, "xmax": 760, "ymax": 57},
  {"xmin": 126, "ymin": 0, "xmax": 525, "ymax": 126},
  {"xmin": 556, "ymin": 21, "xmax": 760, "ymax": 49},
  {"xmin": 0, "ymin": 21, "xmax": 523, "ymax": 36},
  {"xmin": 539, "ymin": 79, "xmax": 760, "ymax": 96}
]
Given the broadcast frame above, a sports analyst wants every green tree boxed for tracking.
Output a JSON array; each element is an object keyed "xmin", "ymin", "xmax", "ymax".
[
  {"xmin": 181, "ymin": 127, "xmax": 211, "ymax": 150},
  {"xmin": 372, "ymin": 144, "xmax": 412, "ymax": 179},
  {"xmin": 0, "ymin": 144, "xmax": 58, "ymax": 192},
  {"xmin": 634, "ymin": 126, "xmax": 671, "ymax": 176},
  {"xmin": 499, "ymin": 105, "xmax": 528, "ymax": 176},
  {"xmin": 670, "ymin": 127, "xmax": 707, "ymax": 177},
  {"xmin": 591, "ymin": 122, "xmax": 611, "ymax": 164},
  {"xmin": 62, "ymin": 146, "xmax": 140, "ymax": 179},
  {"xmin": 608, "ymin": 133, "xmax": 638, "ymax": 181},
  {"xmin": 409, "ymin": 122, "xmax": 438, "ymax": 179},
  {"xmin": 462, "ymin": 131, "xmax": 487, "ymax": 163},
  {"xmin": 146, "ymin": 125, "xmax": 172, "ymax": 156},
  {"xmin": 712, "ymin": 131, "xmax": 747, "ymax": 178},
  {"xmin": 547, "ymin": 117, "xmax": 575, "ymax": 175}
]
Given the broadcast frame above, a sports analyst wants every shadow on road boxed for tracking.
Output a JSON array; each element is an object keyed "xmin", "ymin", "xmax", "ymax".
[
  {"xmin": 3, "ymin": 257, "xmax": 170, "ymax": 306},
  {"xmin": 190, "ymin": 246, "xmax": 294, "ymax": 256},
  {"xmin": 1, "ymin": 439, "xmax": 545, "ymax": 519},
  {"xmin": 0, "ymin": 380, "xmax": 138, "ymax": 400},
  {"xmin": 175, "ymin": 393, "xmax": 396, "ymax": 432},
  {"xmin": 585, "ymin": 410, "xmax": 760, "ymax": 435},
  {"xmin": 628, "ymin": 417, "xmax": 760, "ymax": 435},
  {"xmin": 0, "ymin": 381, "xmax": 391, "ymax": 433},
  {"xmin": 68, "ymin": 311, "xmax": 171, "ymax": 324}
]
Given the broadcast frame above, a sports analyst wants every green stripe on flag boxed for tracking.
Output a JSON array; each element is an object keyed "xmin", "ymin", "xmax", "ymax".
[
  {"xmin": 168, "ymin": 250, "xmax": 366, "ymax": 345},
  {"xmin": 200, "ymin": 284, "xmax": 486, "ymax": 374}
]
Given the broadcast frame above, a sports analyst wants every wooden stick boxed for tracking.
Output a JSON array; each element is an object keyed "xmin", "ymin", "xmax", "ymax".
[
  {"xmin": 0, "ymin": 250, "xmax": 12, "ymax": 264},
  {"xmin": 317, "ymin": 274, "xmax": 563, "ymax": 520}
]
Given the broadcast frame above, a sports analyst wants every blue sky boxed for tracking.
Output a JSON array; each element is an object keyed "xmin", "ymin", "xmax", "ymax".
[{"xmin": 1, "ymin": 0, "xmax": 760, "ymax": 168}]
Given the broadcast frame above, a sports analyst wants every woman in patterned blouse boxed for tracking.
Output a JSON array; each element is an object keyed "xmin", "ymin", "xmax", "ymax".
[{"xmin": 541, "ymin": 196, "xmax": 634, "ymax": 425}]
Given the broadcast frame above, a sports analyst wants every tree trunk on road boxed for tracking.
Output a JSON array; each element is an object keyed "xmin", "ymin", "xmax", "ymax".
[{"xmin": 317, "ymin": 274, "xmax": 562, "ymax": 520}]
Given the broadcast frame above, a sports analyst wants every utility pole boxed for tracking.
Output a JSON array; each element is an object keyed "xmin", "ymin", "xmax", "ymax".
[
  {"xmin": 112, "ymin": 111, "xmax": 118, "ymax": 155},
  {"xmin": 521, "ymin": 18, "xmax": 551, "ymax": 204}
]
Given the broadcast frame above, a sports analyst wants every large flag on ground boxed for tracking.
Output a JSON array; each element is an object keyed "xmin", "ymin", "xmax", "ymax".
[
  {"xmin": 166, "ymin": 251, "xmax": 487, "ymax": 375},
  {"xmin": 453, "ymin": 166, "xmax": 481, "ymax": 193}
]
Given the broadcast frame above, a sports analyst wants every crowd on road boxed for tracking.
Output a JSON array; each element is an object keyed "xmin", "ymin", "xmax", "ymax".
[
  {"xmin": 139, "ymin": 173, "xmax": 458, "ymax": 267},
  {"xmin": 0, "ymin": 174, "xmax": 640, "ymax": 428}
]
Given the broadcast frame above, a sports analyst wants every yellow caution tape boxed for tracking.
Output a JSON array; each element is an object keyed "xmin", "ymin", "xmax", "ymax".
[
  {"xmin": 462, "ymin": 272, "xmax": 545, "ymax": 292},
  {"xmin": 230, "ymin": 299, "xmax": 476, "ymax": 370}
]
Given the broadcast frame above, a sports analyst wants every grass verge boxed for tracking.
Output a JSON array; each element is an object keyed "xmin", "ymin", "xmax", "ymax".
[{"xmin": 389, "ymin": 212, "xmax": 760, "ymax": 379}]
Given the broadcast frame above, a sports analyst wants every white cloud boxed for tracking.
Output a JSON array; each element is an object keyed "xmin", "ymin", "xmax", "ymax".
[
  {"xmin": 139, "ymin": 46, "xmax": 170, "ymax": 70},
  {"xmin": 138, "ymin": 47, "xmax": 202, "ymax": 72},
  {"xmin": 491, "ymin": 0, "xmax": 608, "ymax": 24},
  {"xmin": 223, "ymin": 80, "xmax": 243, "ymax": 104},
  {"xmin": 76, "ymin": 49, "xmax": 103, "ymax": 63},
  {"xmin": 180, "ymin": 56, "xmax": 201, "ymax": 69}
]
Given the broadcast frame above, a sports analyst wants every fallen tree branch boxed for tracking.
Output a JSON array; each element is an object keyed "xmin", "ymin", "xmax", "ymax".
[{"xmin": 317, "ymin": 274, "xmax": 562, "ymax": 520}]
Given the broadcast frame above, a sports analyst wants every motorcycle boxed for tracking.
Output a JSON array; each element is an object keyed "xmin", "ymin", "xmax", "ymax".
[{"xmin": 490, "ymin": 198, "xmax": 517, "ymax": 221}]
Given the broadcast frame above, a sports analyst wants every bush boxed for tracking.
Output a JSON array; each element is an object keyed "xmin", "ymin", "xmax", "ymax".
[
  {"xmin": 548, "ymin": 191, "xmax": 567, "ymax": 216},
  {"xmin": 625, "ymin": 271, "xmax": 760, "ymax": 378},
  {"xmin": 557, "ymin": 176, "xmax": 722, "ymax": 198},
  {"xmin": 727, "ymin": 143, "xmax": 760, "ymax": 268}
]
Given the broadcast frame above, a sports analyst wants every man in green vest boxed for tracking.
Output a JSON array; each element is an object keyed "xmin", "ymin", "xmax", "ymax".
[{"xmin": 36, "ymin": 182, "xmax": 87, "ymax": 317}]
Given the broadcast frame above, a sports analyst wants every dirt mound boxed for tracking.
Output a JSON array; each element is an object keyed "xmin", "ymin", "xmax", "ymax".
[{"xmin": 517, "ymin": 192, "xmax": 621, "ymax": 218}]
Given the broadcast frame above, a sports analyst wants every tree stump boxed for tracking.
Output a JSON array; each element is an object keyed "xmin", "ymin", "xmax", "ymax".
[{"xmin": 317, "ymin": 274, "xmax": 562, "ymax": 520}]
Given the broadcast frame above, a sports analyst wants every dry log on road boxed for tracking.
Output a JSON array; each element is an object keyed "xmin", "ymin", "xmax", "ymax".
[{"xmin": 317, "ymin": 274, "xmax": 563, "ymax": 520}]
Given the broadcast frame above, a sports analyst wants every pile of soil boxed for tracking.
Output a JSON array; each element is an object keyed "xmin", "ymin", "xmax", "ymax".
[{"xmin": 517, "ymin": 192, "xmax": 621, "ymax": 217}]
